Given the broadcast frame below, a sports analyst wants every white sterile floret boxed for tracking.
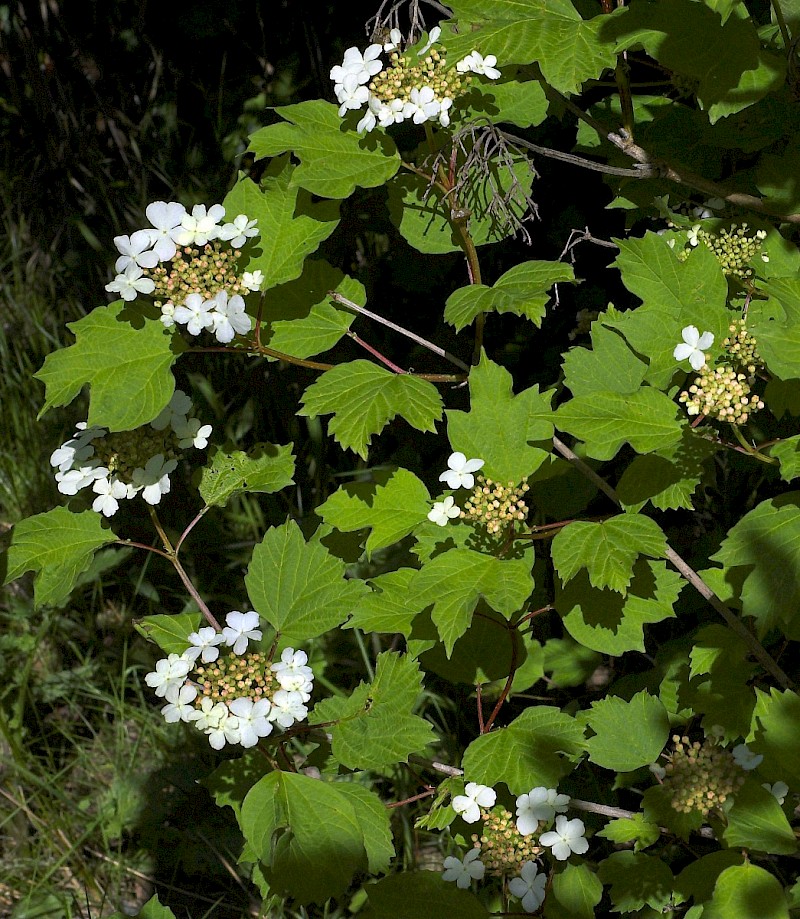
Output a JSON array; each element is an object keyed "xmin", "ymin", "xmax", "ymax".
[
  {"xmin": 151, "ymin": 389, "xmax": 193, "ymax": 431},
  {"xmin": 105, "ymin": 265, "xmax": 156, "ymax": 301},
  {"xmin": 416, "ymin": 26, "xmax": 441, "ymax": 57},
  {"xmin": 114, "ymin": 230, "xmax": 159, "ymax": 273},
  {"xmin": 674, "ymin": 325, "xmax": 714, "ymax": 371},
  {"xmin": 452, "ymin": 782, "xmax": 496, "ymax": 824},
  {"xmin": 174, "ymin": 293, "xmax": 215, "ymax": 336},
  {"xmin": 403, "ymin": 85, "xmax": 440, "ymax": 124},
  {"xmin": 330, "ymin": 44, "xmax": 383, "ymax": 85},
  {"xmin": 145, "ymin": 653, "xmax": 192, "ymax": 698},
  {"xmin": 218, "ymin": 214, "xmax": 258, "ymax": 248},
  {"xmin": 223, "ymin": 610, "xmax": 262, "ymax": 655},
  {"xmin": 56, "ymin": 464, "xmax": 107, "ymax": 496},
  {"xmin": 539, "ymin": 815, "xmax": 589, "ymax": 861},
  {"xmin": 427, "ymin": 495, "xmax": 460, "ymax": 527},
  {"xmin": 515, "ymin": 787, "xmax": 570, "ymax": 835},
  {"xmin": 442, "ymin": 848, "xmax": 485, "ymax": 889},
  {"xmin": 160, "ymin": 302, "xmax": 176, "ymax": 328},
  {"xmin": 272, "ymin": 648, "xmax": 314, "ymax": 699},
  {"xmin": 336, "ymin": 73, "xmax": 370, "ymax": 115},
  {"xmin": 228, "ymin": 697, "xmax": 273, "ymax": 747},
  {"xmin": 383, "ymin": 28, "xmax": 403, "ymax": 52},
  {"xmin": 242, "ymin": 269, "xmax": 264, "ymax": 291},
  {"xmin": 173, "ymin": 416, "xmax": 213, "ymax": 450},
  {"xmin": 439, "ymin": 451, "xmax": 484, "ymax": 489},
  {"xmin": 91, "ymin": 476, "xmax": 130, "ymax": 517},
  {"xmin": 687, "ymin": 224, "xmax": 701, "ymax": 247},
  {"xmin": 438, "ymin": 97, "xmax": 454, "ymax": 127},
  {"xmin": 161, "ymin": 684, "xmax": 198, "ymax": 723},
  {"xmin": 456, "ymin": 50, "xmax": 501, "ymax": 79},
  {"xmin": 131, "ymin": 454, "xmax": 177, "ymax": 505},
  {"xmin": 732, "ymin": 743, "xmax": 763, "ymax": 770},
  {"xmin": 189, "ymin": 697, "xmax": 241, "ymax": 750},
  {"xmin": 211, "ymin": 291, "xmax": 252, "ymax": 343},
  {"xmin": 184, "ymin": 626, "xmax": 225, "ymax": 663},
  {"xmin": 176, "ymin": 203, "xmax": 226, "ymax": 247},
  {"xmin": 50, "ymin": 426, "xmax": 100, "ymax": 473},
  {"xmin": 269, "ymin": 689, "xmax": 308, "ymax": 728},
  {"xmin": 763, "ymin": 781, "xmax": 789, "ymax": 805},
  {"xmin": 144, "ymin": 200, "xmax": 187, "ymax": 261},
  {"xmin": 508, "ymin": 861, "xmax": 547, "ymax": 913}
]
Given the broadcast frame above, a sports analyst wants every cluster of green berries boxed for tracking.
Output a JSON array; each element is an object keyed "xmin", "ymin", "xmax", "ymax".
[
  {"xmin": 723, "ymin": 319, "xmax": 761, "ymax": 372},
  {"xmin": 470, "ymin": 806, "xmax": 543, "ymax": 877},
  {"xmin": 193, "ymin": 651, "xmax": 278, "ymax": 706},
  {"xmin": 662, "ymin": 735, "xmax": 745, "ymax": 816},
  {"xmin": 462, "ymin": 476, "xmax": 530, "ymax": 535},
  {"xmin": 92, "ymin": 426, "xmax": 181, "ymax": 479},
  {"xmin": 149, "ymin": 241, "xmax": 247, "ymax": 305},
  {"xmin": 689, "ymin": 223, "xmax": 768, "ymax": 279},
  {"xmin": 370, "ymin": 48, "xmax": 466, "ymax": 107},
  {"xmin": 678, "ymin": 363, "xmax": 764, "ymax": 424}
]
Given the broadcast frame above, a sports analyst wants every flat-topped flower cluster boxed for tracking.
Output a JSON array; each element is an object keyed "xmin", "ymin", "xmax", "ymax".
[
  {"xmin": 145, "ymin": 610, "xmax": 313, "ymax": 750},
  {"xmin": 331, "ymin": 28, "xmax": 501, "ymax": 133},
  {"xmin": 50, "ymin": 390, "xmax": 212, "ymax": 516},
  {"xmin": 444, "ymin": 781, "xmax": 589, "ymax": 912},
  {"xmin": 106, "ymin": 200, "xmax": 262, "ymax": 343}
]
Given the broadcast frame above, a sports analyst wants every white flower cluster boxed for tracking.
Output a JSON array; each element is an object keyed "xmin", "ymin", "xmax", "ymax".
[
  {"xmin": 145, "ymin": 611, "xmax": 314, "ymax": 751},
  {"xmin": 330, "ymin": 29, "xmax": 500, "ymax": 134},
  {"xmin": 427, "ymin": 451, "xmax": 484, "ymax": 526},
  {"xmin": 446, "ymin": 781, "xmax": 588, "ymax": 912},
  {"xmin": 50, "ymin": 390, "xmax": 211, "ymax": 516},
  {"xmin": 105, "ymin": 200, "xmax": 261, "ymax": 342}
]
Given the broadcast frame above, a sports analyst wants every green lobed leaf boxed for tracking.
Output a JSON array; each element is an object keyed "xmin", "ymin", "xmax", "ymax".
[
  {"xmin": 562, "ymin": 321, "xmax": 647, "ymax": 398},
  {"xmin": 555, "ymin": 387, "xmax": 683, "ymax": 461},
  {"xmin": 709, "ymin": 494, "xmax": 800, "ymax": 638},
  {"xmin": 723, "ymin": 778, "xmax": 797, "ymax": 855},
  {"xmin": 223, "ymin": 169, "xmax": 340, "ymax": 292},
  {"xmin": 410, "ymin": 547, "xmax": 534, "ymax": 654},
  {"xmin": 604, "ymin": 232, "xmax": 730, "ymax": 388},
  {"xmin": 35, "ymin": 301, "xmax": 181, "ymax": 431},
  {"xmin": 703, "ymin": 864, "xmax": 789, "ymax": 919},
  {"xmin": 298, "ymin": 360, "xmax": 443, "ymax": 459},
  {"xmin": 596, "ymin": 813, "xmax": 661, "ymax": 852},
  {"xmin": 330, "ymin": 783, "xmax": 395, "ymax": 874},
  {"xmin": 444, "ymin": 261, "xmax": 575, "ymax": 332},
  {"xmin": 247, "ymin": 100, "xmax": 400, "ymax": 198},
  {"xmin": 134, "ymin": 895, "xmax": 176, "ymax": 919},
  {"xmin": 386, "ymin": 158, "xmax": 534, "ymax": 255},
  {"xmin": 259, "ymin": 259, "xmax": 362, "ymax": 359},
  {"xmin": 240, "ymin": 772, "xmax": 375, "ymax": 903},
  {"xmin": 543, "ymin": 637, "xmax": 603, "ymax": 688},
  {"xmin": 461, "ymin": 705, "xmax": 587, "ymax": 794},
  {"xmin": 551, "ymin": 514, "xmax": 667, "ymax": 594},
  {"xmin": 465, "ymin": 79, "xmax": 549, "ymax": 129},
  {"xmin": 134, "ymin": 612, "xmax": 201, "ymax": 656},
  {"xmin": 749, "ymin": 278, "xmax": 800, "ymax": 381},
  {"xmin": 362, "ymin": 871, "xmax": 490, "ymax": 919},
  {"xmin": 545, "ymin": 863, "xmax": 603, "ymax": 919},
  {"xmin": 345, "ymin": 569, "xmax": 420, "ymax": 637},
  {"xmin": 4, "ymin": 507, "xmax": 117, "ymax": 609},
  {"xmin": 617, "ymin": 429, "xmax": 717, "ymax": 512},
  {"xmin": 318, "ymin": 468, "xmax": 431, "ymax": 557},
  {"xmin": 584, "ymin": 691, "xmax": 669, "ymax": 772},
  {"xmin": 557, "ymin": 560, "xmax": 683, "ymax": 655},
  {"xmin": 198, "ymin": 443, "xmax": 295, "ymax": 507},
  {"xmin": 750, "ymin": 688, "xmax": 800, "ymax": 789},
  {"xmin": 245, "ymin": 520, "xmax": 369, "ymax": 641},
  {"xmin": 769, "ymin": 434, "xmax": 800, "ymax": 482},
  {"xmin": 597, "ymin": 851, "xmax": 674, "ymax": 913},
  {"xmin": 445, "ymin": 351, "xmax": 553, "ymax": 483},
  {"xmin": 443, "ymin": 0, "xmax": 620, "ymax": 96},
  {"xmin": 203, "ymin": 751, "xmax": 271, "ymax": 821},
  {"xmin": 674, "ymin": 851, "xmax": 744, "ymax": 906},
  {"xmin": 309, "ymin": 652, "xmax": 435, "ymax": 770}
]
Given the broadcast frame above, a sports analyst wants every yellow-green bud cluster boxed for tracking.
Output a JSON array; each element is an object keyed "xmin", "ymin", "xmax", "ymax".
[
  {"xmin": 723, "ymin": 319, "xmax": 761, "ymax": 372},
  {"xmin": 192, "ymin": 650, "xmax": 277, "ymax": 707},
  {"xmin": 678, "ymin": 363, "xmax": 765, "ymax": 424},
  {"xmin": 697, "ymin": 224, "xmax": 768, "ymax": 279},
  {"xmin": 662, "ymin": 734, "xmax": 745, "ymax": 816},
  {"xmin": 461, "ymin": 475, "xmax": 530, "ymax": 535},
  {"xmin": 148, "ymin": 240, "xmax": 247, "ymax": 305},
  {"xmin": 369, "ymin": 48, "xmax": 467, "ymax": 108},
  {"xmin": 470, "ymin": 806, "xmax": 543, "ymax": 877},
  {"xmin": 92, "ymin": 426, "xmax": 180, "ymax": 480}
]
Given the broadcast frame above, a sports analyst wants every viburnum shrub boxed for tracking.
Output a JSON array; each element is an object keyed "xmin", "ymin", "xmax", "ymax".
[{"xmin": 8, "ymin": 1, "xmax": 800, "ymax": 915}]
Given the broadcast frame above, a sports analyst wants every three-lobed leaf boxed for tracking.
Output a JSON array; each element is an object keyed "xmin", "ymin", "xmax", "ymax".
[
  {"xmin": 199, "ymin": 443, "xmax": 295, "ymax": 507},
  {"xmin": 583, "ymin": 691, "xmax": 669, "ymax": 772}
]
